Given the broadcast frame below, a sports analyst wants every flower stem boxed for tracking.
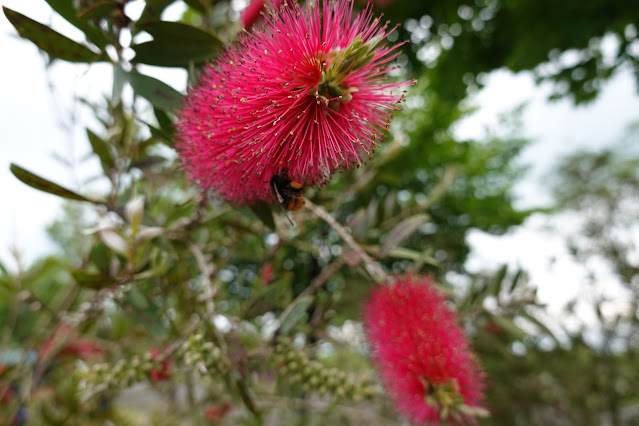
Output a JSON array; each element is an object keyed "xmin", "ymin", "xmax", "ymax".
[{"xmin": 304, "ymin": 199, "xmax": 388, "ymax": 284}]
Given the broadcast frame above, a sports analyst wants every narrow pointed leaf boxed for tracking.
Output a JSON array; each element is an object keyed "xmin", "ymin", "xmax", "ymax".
[
  {"xmin": 125, "ymin": 287, "xmax": 168, "ymax": 337},
  {"xmin": 182, "ymin": 0, "xmax": 208, "ymax": 13},
  {"xmin": 132, "ymin": 21, "xmax": 223, "ymax": 67},
  {"xmin": 488, "ymin": 314, "xmax": 528, "ymax": 340},
  {"xmin": 249, "ymin": 202, "xmax": 276, "ymax": 231},
  {"xmin": 136, "ymin": 0, "xmax": 176, "ymax": 28},
  {"xmin": 87, "ymin": 129, "xmax": 114, "ymax": 171},
  {"xmin": 43, "ymin": 0, "xmax": 108, "ymax": 48},
  {"xmin": 140, "ymin": 120, "xmax": 174, "ymax": 145},
  {"xmin": 279, "ymin": 295, "xmax": 313, "ymax": 335},
  {"xmin": 112, "ymin": 64, "xmax": 127, "ymax": 106},
  {"xmin": 10, "ymin": 163, "xmax": 97, "ymax": 203},
  {"xmin": 379, "ymin": 214, "xmax": 429, "ymax": 257},
  {"xmin": 128, "ymin": 72, "xmax": 183, "ymax": 112},
  {"xmin": 153, "ymin": 108, "xmax": 174, "ymax": 137},
  {"xmin": 77, "ymin": 0, "xmax": 117, "ymax": 20},
  {"xmin": 521, "ymin": 311, "xmax": 563, "ymax": 348},
  {"xmin": 132, "ymin": 42, "xmax": 218, "ymax": 67},
  {"xmin": 3, "ymin": 7, "xmax": 103, "ymax": 63},
  {"xmin": 141, "ymin": 21, "xmax": 222, "ymax": 46},
  {"xmin": 491, "ymin": 264, "xmax": 509, "ymax": 296},
  {"xmin": 507, "ymin": 268, "xmax": 524, "ymax": 294},
  {"xmin": 70, "ymin": 270, "xmax": 111, "ymax": 289}
]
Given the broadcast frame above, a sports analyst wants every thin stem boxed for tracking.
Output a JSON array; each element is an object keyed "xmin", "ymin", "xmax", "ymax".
[
  {"xmin": 304, "ymin": 199, "xmax": 388, "ymax": 284},
  {"xmin": 381, "ymin": 164, "xmax": 457, "ymax": 230},
  {"xmin": 188, "ymin": 243, "xmax": 227, "ymax": 354}
]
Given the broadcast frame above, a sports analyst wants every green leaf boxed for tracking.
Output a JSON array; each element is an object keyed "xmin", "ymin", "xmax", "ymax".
[
  {"xmin": 153, "ymin": 108, "xmax": 174, "ymax": 137},
  {"xmin": 23, "ymin": 257, "xmax": 65, "ymax": 285},
  {"xmin": 142, "ymin": 20, "xmax": 222, "ymax": 46},
  {"xmin": 132, "ymin": 21, "xmax": 223, "ymax": 67},
  {"xmin": 488, "ymin": 314, "xmax": 528, "ymax": 341},
  {"xmin": 86, "ymin": 129, "xmax": 114, "ymax": 172},
  {"xmin": 492, "ymin": 264, "xmax": 509, "ymax": 296},
  {"xmin": 112, "ymin": 64, "xmax": 127, "ymax": 106},
  {"xmin": 242, "ymin": 278, "xmax": 291, "ymax": 319},
  {"xmin": 507, "ymin": 268, "xmax": 524, "ymax": 294},
  {"xmin": 378, "ymin": 214, "xmax": 429, "ymax": 257},
  {"xmin": 139, "ymin": 119, "xmax": 173, "ymax": 145},
  {"xmin": 70, "ymin": 269, "xmax": 111, "ymax": 289},
  {"xmin": 127, "ymin": 287, "xmax": 150, "ymax": 310},
  {"xmin": 124, "ymin": 287, "xmax": 167, "ymax": 337},
  {"xmin": 77, "ymin": 0, "xmax": 117, "ymax": 20},
  {"xmin": 128, "ymin": 72, "xmax": 183, "ymax": 112},
  {"xmin": 89, "ymin": 243, "xmax": 111, "ymax": 274},
  {"xmin": 43, "ymin": 0, "xmax": 108, "ymax": 48},
  {"xmin": 249, "ymin": 202, "xmax": 276, "ymax": 231},
  {"xmin": 10, "ymin": 163, "xmax": 98, "ymax": 203},
  {"xmin": 3, "ymin": 7, "xmax": 103, "ymax": 63},
  {"xmin": 279, "ymin": 296, "xmax": 313, "ymax": 335},
  {"xmin": 136, "ymin": 0, "xmax": 176, "ymax": 28},
  {"xmin": 520, "ymin": 311, "xmax": 562, "ymax": 348},
  {"xmin": 183, "ymin": 0, "xmax": 208, "ymax": 14},
  {"xmin": 132, "ymin": 254, "xmax": 169, "ymax": 280}
]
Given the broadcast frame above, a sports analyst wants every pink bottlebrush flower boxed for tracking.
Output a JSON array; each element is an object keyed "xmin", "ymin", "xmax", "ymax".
[
  {"xmin": 260, "ymin": 262, "xmax": 274, "ymax": 284},
  {"xmin": 40, "ymin": 323, "xmax": 104, "ymax": 360},
  {"xmin": 178, "ymin": 0, "xmax": 413, "ymax": 205},
  {"xmin": 149, "ymin": 348, "xmax": 171, "ymax": 383},
  {"xmin": 241, "ymin": 0, "xmax": 284, "ymax": 29},
  {"xmin": 203, "ymin": 401, "xmax": 232, "ymax": 421},
  {"xmin": 39, "ymin": 323, "xmax": 74, "ymax": 359},
  {"xmin": 241, "ymin": 0, "xmax": 266, "ymax": 29},
  {"xmin": 364, "ymin": 275, "xmax": 487, "ymax": 425}
]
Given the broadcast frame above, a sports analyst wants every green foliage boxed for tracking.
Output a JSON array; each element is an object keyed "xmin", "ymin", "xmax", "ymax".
[
  {"xmin": 127, "ymin": 72, "xmax": 185, "ymax": 112},
  {"xmin": 381, "ymin": 0, "xmax": 639, "ymax": 104},
  {"xmin": 9, "ymin": 163, "xmax": 100, "ymax": 203},
  {"xmin": 132, "ymin": 21, "xmax": 224, "ymax": 67},
  {"xmin": 3, "ymin": 6, "xmax": 105, "ymax": 63},
  {"xmin": 3, "ymin": 0, "xmax": 639, "ymax": 424}
]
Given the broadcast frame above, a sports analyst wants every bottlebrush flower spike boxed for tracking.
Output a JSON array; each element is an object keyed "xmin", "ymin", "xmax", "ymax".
[
  {"xmin": 178, "ymin": 0, "xmax": 413, "ymax": 205},
  {"xmin": 364, "ymin": 276, "xmax": 487, "ymax": 425},
  {"xmin": 241, "ymin": 0, "xmax": 284, "ymax": 29},
  {"xmin": 149, "ymin": 348, "xmax": 171, "ymax": 383}
]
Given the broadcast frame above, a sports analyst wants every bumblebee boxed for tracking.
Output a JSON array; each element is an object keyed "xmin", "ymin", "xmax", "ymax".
[{"xmin": 270, "ymin": 172, "xmax": 306, "ymax": 212}]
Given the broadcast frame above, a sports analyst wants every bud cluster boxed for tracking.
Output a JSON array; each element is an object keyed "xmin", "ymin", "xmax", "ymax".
[
  {"xmin": 273, "ymin": 338, "xmax": 374, "ymax": 402},
  {"xmin": 77, "ymin": 352, "xmax": 160, "ymax": 395},
  {"xmin": 77, "ymin": 333, "xmax": 230, "ymax": 396},
  {"xmin": 179, "ymin": 333, "xmax": 231, "ymax": 376}
]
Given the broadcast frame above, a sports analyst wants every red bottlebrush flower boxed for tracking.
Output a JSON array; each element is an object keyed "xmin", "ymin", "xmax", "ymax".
[
  {"xmin": 149, "ymin": 348, "xmax": 171, "ymax": 383},
  {"xmin": 40, "ymin": 324, "xmax": 73, "ymax": 359},
  {"xmin": 260, "ymin": 262, "xmax": 274, "ymax": 284},
  {"xmin": 60, "ymin": 341, "xmax": 104, "ymax": 358},
  {"xmin": 363, "ymin": 276, "xmax": 486, "ymax": 425},
  {"xmin": 240, "ymin": 0, "xmax": 265, "ymax": 29},
  {"xmin": 204, "ymin": 401, "xmax": 232, "ymax": 421},
  {"xmin": 484, "ymin": 322, "xmax": 503, "ymax": 335},
  {"xmin": 178, "ymin": 0, "xmax": 413, "ymax": 205},
  {"xmin": 241, "ymin": 0, "xmax": 284, "ymax": 29},
  {"xmin": 40, "ymin": 324, "xmax": 104, "ymax": 360},
  {"xmin": 0, "ymin": 383, "xmax": 12, "ymax": 405}
]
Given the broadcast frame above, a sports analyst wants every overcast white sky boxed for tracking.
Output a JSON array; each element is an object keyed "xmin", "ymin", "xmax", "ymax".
[{"xmin": 2, "ymin": 0, "xmax": 639, "ymax": 318}]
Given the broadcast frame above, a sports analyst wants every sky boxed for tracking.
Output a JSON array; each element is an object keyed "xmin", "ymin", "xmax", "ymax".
[{"xmin": 2, "ymin": 0, "xmax": 639, "ymax": 319}]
